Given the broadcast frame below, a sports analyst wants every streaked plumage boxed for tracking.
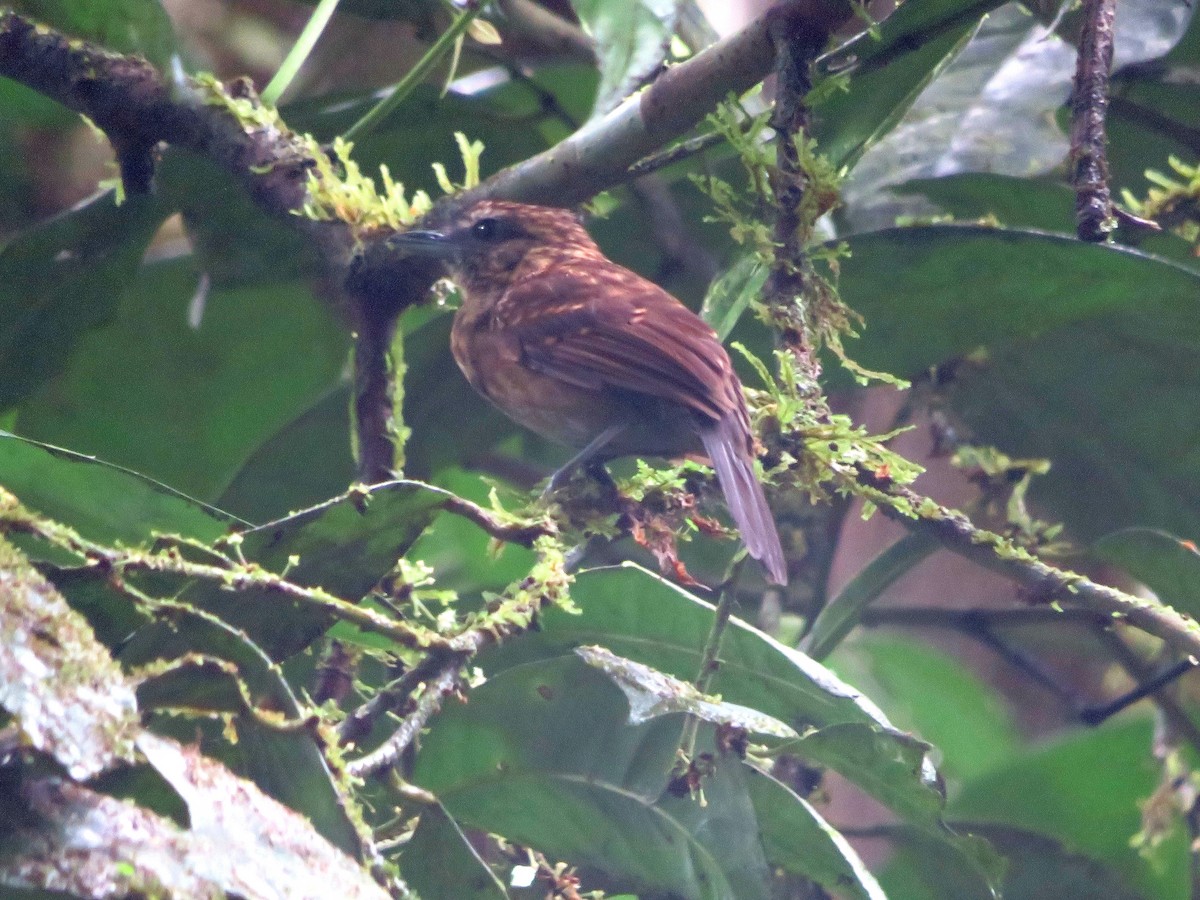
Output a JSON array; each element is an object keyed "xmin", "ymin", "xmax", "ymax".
[{"xmin": 394, "ymin": 200, "xmax": 787, "ymax": 585}]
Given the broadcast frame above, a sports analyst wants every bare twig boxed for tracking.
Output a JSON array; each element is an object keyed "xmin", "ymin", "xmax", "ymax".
[
  {"xmin": 1087, "ymin": 625, "xmax": 1200, "ymax": 748},
  {"xmin": 626, "ymin": 130, "xmax": 725, "ymax": 178},
  {"xmin": 1069, "ymin": 0, "xmax": 1118, "ymax": 242}
]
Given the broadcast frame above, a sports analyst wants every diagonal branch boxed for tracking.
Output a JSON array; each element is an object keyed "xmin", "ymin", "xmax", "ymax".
[{"xmin": 852, "ymin": 466, "xmax": 1200, "ymax": 661}]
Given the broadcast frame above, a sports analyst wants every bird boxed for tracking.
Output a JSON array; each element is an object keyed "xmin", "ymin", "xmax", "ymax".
[{"xmin": 390, "ymin": 199, "xmax": 787, "ymax": 585}]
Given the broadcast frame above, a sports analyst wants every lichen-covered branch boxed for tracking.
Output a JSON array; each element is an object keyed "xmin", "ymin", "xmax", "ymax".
[
  {"xmin": 0, "ymin": 489, "xmax": 444, "ymax": 652},
  {"xmin": 1069, "ymin": 0, "xmax": 1118, "ymax": 242},
  {"xmin": 345, "ymin": 664, "xmax": 463, "ymax": 777},
  {"xmin": 851, "ymin": 467, "xmax": 1200, "ymax": 660}
]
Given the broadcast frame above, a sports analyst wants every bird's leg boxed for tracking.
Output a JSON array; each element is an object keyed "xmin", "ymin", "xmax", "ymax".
[{"xmin": 542, "ymin": 423, "xmax": 626, "ymax": 498}]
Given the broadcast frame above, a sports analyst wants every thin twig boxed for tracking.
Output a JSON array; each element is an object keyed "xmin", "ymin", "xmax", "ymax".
[
  {"xmin": 346, "ymin": 664, "xmax": 463, "ymax": 777},
  {"xmin": 339, "ymin": 652, "xmax": 466, "ymax": 746},
  {"xmin": 0, "ymin": 489, "xmax": 444, "ymax": 652},
  {"xmin": 1087, "ymin": 625, "xmax": 1200, "ymax": 749},
  {"xmin": 679, "ymin": 558, "xmax": 747, "ymax": 761},
  {"xmin": 1069, "ymin": 0, "xmax": 1118, "ymax": 242},
  {"xmin": 626, "ymin": 131, "xmax": 725, "ymax": 178}
]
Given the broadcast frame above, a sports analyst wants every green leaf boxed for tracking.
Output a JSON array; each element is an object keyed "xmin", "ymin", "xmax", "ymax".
[
  {"xmin": 569, "ymin": 0, "xmax": 679, "ymax": 118},
  {"xmin": 894, "ymin": 173, "xmax": 1077, "ymax": 232},
  {"xmin": 1091, "ymin": 528, "xmax": 1200, "ymax": 621},
  {"xmin": 148, "ymin": 480, "xmax": 446, "ymax": 661},
  {"xmin": 14, "ymin": 257, "xmax": 349, "ymax": 502},
  {"xmin": 481, "ymin": 564, "xmax": 999, "ymax": 883},
  {"xmin": 414, "ymin": 653, "xmax": 769, "ymax": 900},
  {"xmin": 951, "ymin": 717, "xmax": 1188, "ymax": 900},
  {"xmin": 746, "ymin": 767, "xmax": 886, "ymax": 900},
  {"xmin": 835, "ymin": 225, "xmax": 1200, "ymax": 540},
  {"xmin": 806, "ymin": 531, "xmax": 941, "ymax": 661},
  {"xmin": 0, "ymin": 192, "xmax": 167, "ymax": 410},
  {"xmin": 700, "ymin": 254, "xmax": 767, "ymax": 341},
  {"xmin": 401, "ymin": 804, "xmax": 509, "ymax": 900},
  {"xmin": 9, "ymin": 0, "xmax": 178, "ymax": 69},
  {"xmin": 0, "ymin": 431, "xmax": 239, "ymax": 549},
  {"xmin": 832, "ymin": 635, "xmax": 1021, "ymax": 784},
  {"xmin": 217, "ymin": 386, "xmax": 355, "ymax": 523},
  {"xmin": 815, "ymin": 0, "xmax": 1004, "ymax": 171}
]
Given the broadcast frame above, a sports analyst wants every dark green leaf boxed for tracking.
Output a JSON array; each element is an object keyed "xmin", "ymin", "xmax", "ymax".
[
  {"xmin": 894, "ymin": 173, "xmax": 1076, "ymax": 232},
  {"xmin": 0, "ymin": 431, "xmax": 239, "ymax": 548},
  {"xmin": 835, "ymin": 225, "xmax": 1200, "ymax": 540},
  {"xmin": 401, "ymin": 804, "xmax": 509, "ymax": 900},
  {"xmin": 745, "ymin": 767, "xmax": 886, "ymax": 900},
  {"xmin": 0, "ymin": 192, "xmax": 166, "ymax": 410},
  {"xmin": 1091, "ymin": 528, "xmax": 1200, "ymax": 621},
  {"xmin": 14, "ymin": 257, "xmax": 349, "ymax": 502},
  {"xmin": 217, "ymin": 386, "xmax": 355, "ymax": 523},
  {"xmin": 481, "ymin": 564, "xmax": 994, "ymax": 877},
  {"xmin": 149, "ymin": 480, "xmax": 446, "ymax": 661},
  {"xmin": 414, "ymin": 653, "xmax": 768, "ymax": 900}
]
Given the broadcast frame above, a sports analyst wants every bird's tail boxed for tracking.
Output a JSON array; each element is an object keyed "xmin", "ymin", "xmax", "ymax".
[{"xmin": 700, "ymin": 414, "xmax": 787, "ymax": 585}]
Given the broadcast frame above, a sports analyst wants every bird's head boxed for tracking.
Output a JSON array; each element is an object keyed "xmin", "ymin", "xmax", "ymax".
[{"xmin": 387, "ymin": 200, "xmax": 601, "ymax": 288}]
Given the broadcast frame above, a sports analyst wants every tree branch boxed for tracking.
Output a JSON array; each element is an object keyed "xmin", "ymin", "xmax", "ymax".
[
  {"xmin": 463, "ymin": 0, "xmax": 853, "ymax": 207},
  {"xmin": 852, "ymin": 467, "xmax": 1200, "ymax": 660},
  {"xmin": 1069, "ymin": 0, "xmax": 1118, "ymax": 242}
]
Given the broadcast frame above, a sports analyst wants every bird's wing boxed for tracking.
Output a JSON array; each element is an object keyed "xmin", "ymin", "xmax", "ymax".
[{"xmin": 500, "ymin": 261, "xmax": 737, "ymax": 423}]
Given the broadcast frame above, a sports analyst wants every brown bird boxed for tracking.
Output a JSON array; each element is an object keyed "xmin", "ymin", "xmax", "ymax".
[{"xmin": 391, "ymin": 200, "xmax": 787, "ymax": 585}]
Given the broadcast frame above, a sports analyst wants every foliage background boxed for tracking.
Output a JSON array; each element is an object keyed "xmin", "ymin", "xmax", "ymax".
[{"xmin": 1, "ymin": 0, "xmax": 1200, "ymax": 898}]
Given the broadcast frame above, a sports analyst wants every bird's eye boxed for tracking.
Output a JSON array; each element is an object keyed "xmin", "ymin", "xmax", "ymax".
[{"xmin": 472, "ymin": 218, "xmax": 500, "ymax": 240}]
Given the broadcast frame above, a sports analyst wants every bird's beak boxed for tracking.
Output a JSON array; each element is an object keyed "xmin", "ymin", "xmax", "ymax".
[{"xmin": 387, "ymin": 229, "xmax": 457, "ymax": 258}]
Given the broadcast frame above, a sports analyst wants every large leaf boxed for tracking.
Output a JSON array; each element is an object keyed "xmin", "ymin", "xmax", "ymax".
[
  {"xmin": 401, "ymin": 804, "xmax": 509, "ymax": 900},
  {"xmin": 746, "ymin": 767, "xmax": 886, "ymax": 900},
  {"xmin": 832, "ymin": 225, "xmax": 1200, "ymax": 541},
  {"xmin": 414, "ymin": 653, "xmax": 770, "ymax": 900},
  {"xmin": 815, "ymin": 0, "xmax": 1003, "ymax": 171},
  {"xmin": 14, "ymin": 257, "xmax": 349, "ymax": 502},
  {"xmin": 481, "ymin": 564, "xmax": 1000, "ymax": 885},
  {"xmin": 217, "ymin": 385, "xmax": 355, "ymax": 523},
  {"xmin": 0, "ymin": 192, "xmax": 166, "ymax": 410},
  {"xmin": 0, "ymin": 431, "xmax": 239, "ymax": 548},
  {"xmin": 950, "ymin": 717, "xmax": 1188, "ymax": 900}
]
